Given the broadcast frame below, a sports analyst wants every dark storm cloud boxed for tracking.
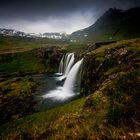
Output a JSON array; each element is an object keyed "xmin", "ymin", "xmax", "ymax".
[
  {"xmin": 0, "ymin": 0, "xmax": 92, "ymax": 21},
  {"xmin": 1, "ymin": 0, "xmax": 140, "ymax": 21},
  {"xmin": 0, "ymin": 0, "xmax": 140, "ymax": 33}
]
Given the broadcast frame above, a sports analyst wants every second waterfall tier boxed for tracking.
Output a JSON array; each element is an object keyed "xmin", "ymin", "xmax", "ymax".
[{"xmin": 58, "ymin": 53, "xmax": 75, "ymax": 76}]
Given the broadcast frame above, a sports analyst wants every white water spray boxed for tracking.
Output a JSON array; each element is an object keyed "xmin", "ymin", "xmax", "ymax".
[
  {"xmin": 58, "ymin": 56, "xmax": 64, "ymax": 74},
  {"xmin": 43, "ymin": 58, "xmax": 83, "ymax": 101},
  {"xmin": 58, "ymin": 53, "xmax": 74, "ymax": 76},
  {"xmin": 64, "ymin": 53, "xmax": 74, "ymax": 76},
  {"xmin": 63, "ymin": 59, "xmax": 83, "ymax": 91}
]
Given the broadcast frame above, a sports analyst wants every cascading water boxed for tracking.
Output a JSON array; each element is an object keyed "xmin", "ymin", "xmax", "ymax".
[
  {"xmin": 63, "ymin": 59, "xmax": 83, "ymax": 91},
  {"xmin": 58, "ymin": 56, "xmax": 64, "ymax": 74},
  {"xmin": 43, "ymin": 58, "xmax": 83, "ymax": 101},
  {"xmin": 64, "ymin": 53, "xmax": 72, "ymax": 71},
  {"xmin": 64, "ymin": 53, "xmax": 74, "ymax": 76},
  {"xmin": 58, "ymin": 53, "xmax": 74, "ymax": 76}
]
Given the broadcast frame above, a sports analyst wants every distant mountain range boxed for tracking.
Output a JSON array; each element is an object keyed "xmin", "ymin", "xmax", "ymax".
[
  {"xmin": 42, "ymin": 32, "xmax": 68, "ymax": 39},
  {"xmin": 0, "ymin": 29, "xmax": 68, "ymax": 40},
  {"xmin": 0, "ymin": 7, "xmax": 140, "ymax": 42},
  {"xmin": 0, "ymin": 29, "xmax": 28, "ymax": 37},
  {"xmin": 70, "ymin": 7, "xmax": 140, "ymax": 42}
]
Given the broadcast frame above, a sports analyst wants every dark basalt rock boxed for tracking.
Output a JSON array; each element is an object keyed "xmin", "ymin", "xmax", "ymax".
[
  {"xmin": 80, "ymin": 45, "xmax": 136, "ymax": 96},
  {"xmin": 56, "ymin": 77, "xmax": 66, "ymax": 86},
  {"xmin": 83, "ymin": 96, "xmax": 95, "ymax": 109},
  {"xmin": 95, "ymin": 41, "xmax": 117, "ymax": 47}
]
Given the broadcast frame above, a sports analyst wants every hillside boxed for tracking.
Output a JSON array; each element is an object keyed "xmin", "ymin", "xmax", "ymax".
[
  {"xmin": 70, "ymin": 7, "xmax": 140, "ymax": 42},
  {"xmin": 0, "ymin": 38, "xmax": 140, "ymax": 139}
]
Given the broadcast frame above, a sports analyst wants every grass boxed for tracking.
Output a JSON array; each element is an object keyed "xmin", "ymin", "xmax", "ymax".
[
  {"xmin": 105, "ymin": 71, "xmax": 140, "ymax": 126},
  {"xmin": 0, "ymin": 78, "xmax": 37, "ymax": 97},
  {"xmin": 91, "ymin": 38, "xmax": 140, "ymax": 55},
  {"xmin": 0, "ymin": 78, "xmax": 38, "ymax": 125},
  {"xmin": 0, "ymin": 98, "xmax": 85, "ymax": 139},
  {"xmin": 0, "ymin": 36, "xmax": 69, "ymax": 54},
  {"xmin": 66, "ymin": 43, "xmax": 87, "ymax": 52},
  {"xmin": 0, "ymin": 51, "xmax": 47, "ymax": 75},
  {"xmin": 0, "ymin": 36, "xmax": 40, "ymax": 53},
  {"xmin": 0, "ymin": 38, "xmax": 140, "ymax": 139}
]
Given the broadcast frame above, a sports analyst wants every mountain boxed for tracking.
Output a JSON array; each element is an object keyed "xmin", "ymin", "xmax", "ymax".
[
  {"xmin": 1, "ymin": 7, "xmax": 140, "ymax": 42},
  {"xmin": 70, "ymin": 7, "xmax": 140, "ymax": 42},
  {"xmin": 0, "ymin": 28, "xmax": 40, "ymax": 38},
  {"xmin": 0, "ymin": 29, "xmax": 27, "ymax": 37},
  {"xmin": 0, "ymin": 29, "xmax": 69, "ymax": 40},
  {"xmin": 42, "ymin": 32, "xmax": 68, "ymax": 39}
]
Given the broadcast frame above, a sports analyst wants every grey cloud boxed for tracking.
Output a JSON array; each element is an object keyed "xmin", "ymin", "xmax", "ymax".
[
  {"xmin": 0, "ymin": 0, "xmax": 140, "ymax": 20},
  {"xmin": 0, "ymin": 0, "xmax": 140, "ymax": 33}
]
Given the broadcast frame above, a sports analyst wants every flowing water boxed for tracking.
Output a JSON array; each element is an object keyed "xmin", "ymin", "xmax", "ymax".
[{"xmin": 34, "ymin": 53, "xmax": 83, "ymax": 111}]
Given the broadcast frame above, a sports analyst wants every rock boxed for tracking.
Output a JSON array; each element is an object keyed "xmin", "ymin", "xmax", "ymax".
[
  {"xmin": 95, "ymin": 41, "xmax": 117, "ymax": 47},
  {"xmin": 56, "ymin": 77, "xmax": 66, "ymax": 86},
  {"xmin": 105, "ymin": 47, "xmax": 131, "ymax": 65},
  {"xmin": 84, "ymin": 96, "xmax": 95, "ymax": 109}
]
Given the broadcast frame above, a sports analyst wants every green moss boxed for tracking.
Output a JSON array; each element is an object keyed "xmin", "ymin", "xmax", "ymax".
[
  {"xmin": 0, "ymin": 36, "xmax": 69, "ymax": 53},
  {"xmin": 1, "ymin": 79, "xmax": 37, "ymax": 97},
  {"xmin": 0, "ymin": 52, "xmax": 45, "ymax": 75},
  {"xmin": 0, "ymin": 49, "xmax": 60, "ymax": 75},
  {"xmin": 92, "ymin": 91, "xmax": 102, "ymax": 107},
  {"xmin": 0, "ymin": 98, "xmax": 85, "ymax": 138},
  {"xmin": 105, "ymin": 71, "xmax": 140, "ymax": 126},
  {"xmin": 0, "ymin": 38, "xmax": 140, "ymax": 139},
  {"xmin": 0, "ymin": 78, "xmax": 38, "ymax": 125}
]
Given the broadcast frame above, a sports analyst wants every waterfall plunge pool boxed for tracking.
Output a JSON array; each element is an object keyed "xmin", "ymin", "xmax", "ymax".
[
  {"xmin": 34, "ymin": 54, "xmax": 83, "ymax": 111},
  {"xmin": 33, "ymin": 73, "xmax": 80, "ymax": 111}
]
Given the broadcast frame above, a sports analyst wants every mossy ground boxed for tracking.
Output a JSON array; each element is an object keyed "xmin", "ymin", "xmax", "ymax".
[
  {"xmin": 0, "ymin": 38, "xmax": 140, "ymax": 139},
  {"xmin": 0, "ymin": 51, "xmax": 47, "ymax": 75},
  {"xmin": 0, "ymin": 78, "xmax": 38, "ymax": 125},
  {"xmin": 0, "ymin": 36, "xmax": 69, "ymax": 53}
]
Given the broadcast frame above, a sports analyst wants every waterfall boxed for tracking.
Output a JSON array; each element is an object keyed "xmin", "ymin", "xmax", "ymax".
[
  {"xmin": 63, "ymin": 59, "xmax": 83, "ymax": 91},
  {"xmin": 64, "ymin": 53, "xmax": 72, "ymax": 71},
  {"xmin": 43, "ymin": 53, "xmax": 83, "ymax": 101},
  {"xmin": 58, "ymin": 56, "xmax": 64, "ymax": 74},
  {"xmin": 64, "ymin": 53, "xmax": 74, "ymax": 76},
  {"xmin": 58, "ymin": 53, "xmax": 74, "ymax": 76}
]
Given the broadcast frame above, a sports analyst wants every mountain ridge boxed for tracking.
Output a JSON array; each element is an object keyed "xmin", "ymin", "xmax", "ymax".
[
  {"xmin": 1, "ymin": 7, "xmax": 140, "ymax": 42},
  {"xmin": 70, "ymin": 7, "xmax": 140, "ymax": 42},
  {"xmin": 0, "ymin": 28, "xmax": 69, "ymax": 40}
]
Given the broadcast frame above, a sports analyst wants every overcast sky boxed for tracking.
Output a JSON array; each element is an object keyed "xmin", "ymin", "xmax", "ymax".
[{"xmin": 0, "ymin": 0, "xmax": 140, "ymax": 34}]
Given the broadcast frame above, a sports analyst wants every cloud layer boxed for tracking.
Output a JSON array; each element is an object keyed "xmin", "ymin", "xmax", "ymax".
[{"xmin": 0, "ymin": 0, "xmax": 140, "ymax": 33}]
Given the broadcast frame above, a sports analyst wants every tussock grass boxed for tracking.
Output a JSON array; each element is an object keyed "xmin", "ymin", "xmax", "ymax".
[{"xmin": 0, "ymin": 38, "xmax": 140, "ymax": 139}]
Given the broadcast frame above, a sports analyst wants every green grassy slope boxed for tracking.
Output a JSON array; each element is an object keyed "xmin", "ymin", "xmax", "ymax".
[
  {"xmin": 0, "ymin": 51, "xmax": 46, "ymax": 75},
  {"xmin": 0, "ymin": 36, "xmax": 69, "ymax": 53},
  {"xmin": 0, "ymin": 38, "xmax": 139, "ymax": 139},
  {"xmin": 0, "ymin": 36, "xmax": 69, "ymax": 76}
]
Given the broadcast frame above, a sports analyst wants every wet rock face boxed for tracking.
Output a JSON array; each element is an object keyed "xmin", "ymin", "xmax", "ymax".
[
  {"xmin": 32, "ymin": 47, "xmax": 66, "ymax": 71},
  {"xmin": 33, "ymin": 48, "xmax": 54, "ymax": 59},
  {"xmin": 33, "ymin": 47, "xmax": 66, "ymax": 60},
  {"xmin": 81, "ymin": 54, "xmax": 101, "ymax": 96},
  {"xmin": 104, "ymin": 47, "xmax": 131, "ymax": 65},
  {"xmin": 80, "ymin": 46, "xmax": 135, "ymax": 96}
]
